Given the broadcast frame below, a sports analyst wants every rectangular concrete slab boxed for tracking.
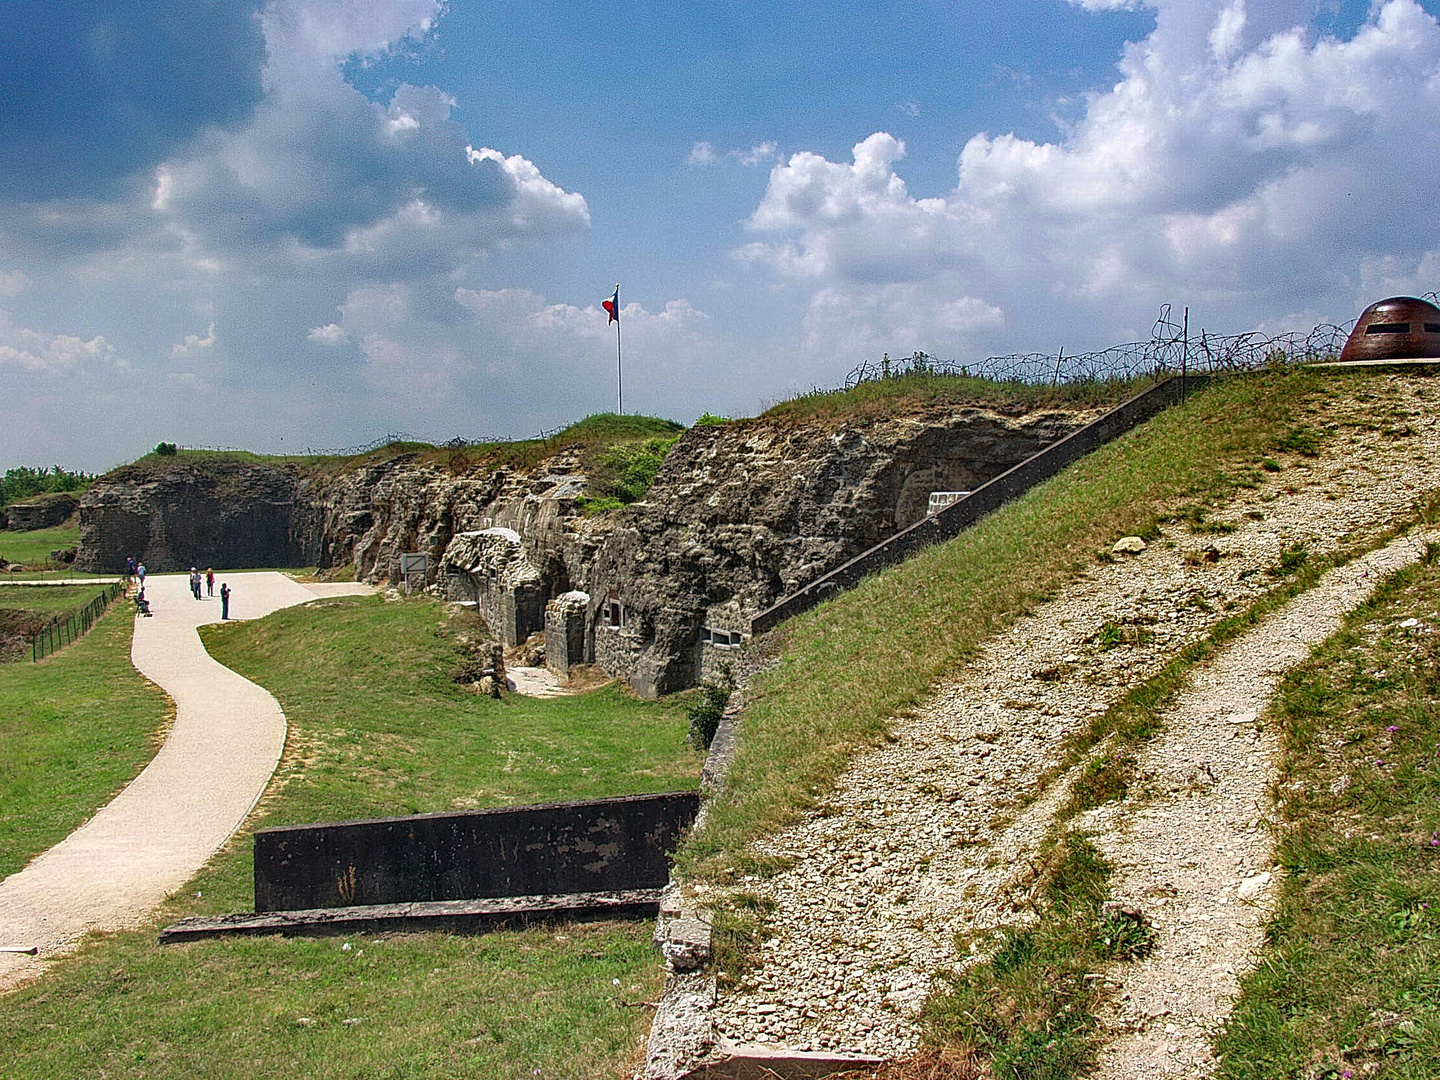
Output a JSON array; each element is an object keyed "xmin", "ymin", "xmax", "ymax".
[{"xmin": 159, "ymin": 888, "xmax": 665, "ymax": 942}]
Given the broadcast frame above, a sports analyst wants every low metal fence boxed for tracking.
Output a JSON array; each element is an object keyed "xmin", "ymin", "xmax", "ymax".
[{"xmin": 31, "ymin": 579, "xmax": 126, "ymax": 662}]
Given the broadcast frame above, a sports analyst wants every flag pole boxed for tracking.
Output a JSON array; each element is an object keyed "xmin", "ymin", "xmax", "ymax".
[{"xmin": 615, "ymin": 283, "xmax": 623, "ymax": 415}]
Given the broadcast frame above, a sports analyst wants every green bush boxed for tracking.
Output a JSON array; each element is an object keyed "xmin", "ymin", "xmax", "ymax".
[
  {"xmin": 688, "ymin": 665, "xmax": 735, "ymax": 750},
  {"xmin": 154, "ymin": 442, "xmax": 178, "ymax": 456},
  {"xmin": 587, "ymin": 436, "xmax": 679, "ymax": 504}
]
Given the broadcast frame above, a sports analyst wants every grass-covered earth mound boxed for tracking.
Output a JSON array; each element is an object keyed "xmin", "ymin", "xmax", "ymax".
[{"xmin": 100, "ymin": 413, "xmax": 685, "ymax": 487}]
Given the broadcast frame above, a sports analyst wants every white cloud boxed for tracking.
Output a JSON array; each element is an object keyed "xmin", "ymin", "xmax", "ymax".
[
  {"xmin": 307, "ymin": 322, "xmax": 347, "ymax": 344},
  {"xmin": 151, "ymin": 7, "xmax": 588, "ymax": 276},
  {"xmin": 264, "ymin": 0, "xmax": 444, "ymax": 67},
  {"xmin": 0, "ymin": 270, "xmax": 31, "ymax": 297},
  {"xmin": 736, "ymin": 141, "xmax": 779, "ymax": 167},
  {"xmin": 688, "ymin": 140, "xmax": 780, "ymax": 167},
  {"xmin": 170, "ymin": 323, "xmax": 217, "ymax": 358},
  {"xmin": 0, "ymin": 311, "xmax": 113, "ymax": 372},
  {"xmin": 452, "ymin": 287, "xmax": 710, "ymax": 352},
  {"xmin": 741, "ymin": 0, "xmax": 1440, "ymax": 364},
  {"xmin": 896, "ymin": 100, "xmax": 922, "ymax": 117},
  {"xmin": 357, "ymin": 335, "xmax": 464, "ymax": 403}
]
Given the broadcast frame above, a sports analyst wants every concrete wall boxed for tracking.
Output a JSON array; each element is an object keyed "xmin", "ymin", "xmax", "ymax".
[
  {"xmin": 750, "ymin": 374, "xmax": 1209, "ymax": 635},
  {"xmin": 253, "ymin": 790, "xmax": 701, "ymax": 912},
  {"xmin": 545, "ymin": 591, "xmax": 589, "ymax": 676}
]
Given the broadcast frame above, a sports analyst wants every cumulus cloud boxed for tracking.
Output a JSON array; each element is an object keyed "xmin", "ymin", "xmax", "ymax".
[
  {"xmin": 159, "ymin": 61, "xmax": 588, "ymax": 269},
  {"xmin": 743, "ymin": 0, "xmax": 1440, "ymax": 360},
  {"xmin": 278, "ymin": 283, "xmax": 715, "ymax": 430},
  {"xmin": 308, "ymin": 322, "xmax": 347, "ymax": 345},
  {"xmin": 689, "ymin": 140, "xmax": 781, "ymax": 167},
  {"xmin": 452, "ymin": 287, "xmax": 710, "ymax": 351},
  {"xmin": 0, "ymin": 312, "xmax": 114, "ymax": 372},
  {"xmin": 170, "ymin": 324, "xmax": 217, "ymax": 358},
  {"xmin": 10, "ymin": 0, "xmax": 587, "ymax": 285}
]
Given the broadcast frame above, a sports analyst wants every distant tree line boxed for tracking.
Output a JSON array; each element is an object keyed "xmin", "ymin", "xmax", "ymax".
[{"xmin": 1, "ymin": 466, "xmax": 91, "ymax": 507}]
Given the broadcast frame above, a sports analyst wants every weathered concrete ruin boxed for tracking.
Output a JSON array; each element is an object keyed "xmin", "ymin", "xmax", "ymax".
[{"xmin": 78, "ymin": 401, "xmax": 1106, "ymax": 695}]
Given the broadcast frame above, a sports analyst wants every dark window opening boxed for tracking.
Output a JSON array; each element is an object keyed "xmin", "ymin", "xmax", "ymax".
[
  {"xmin": 1366, "ymin": 322, "xmax": 1411, "ymax": 335},
  {"xmin": 605, "ymin": 602, "xmax": 623, "ymax": 629},
  {"xmin": 1425, "ymin": 323, "xmax": 1440, "ymax": 334}
]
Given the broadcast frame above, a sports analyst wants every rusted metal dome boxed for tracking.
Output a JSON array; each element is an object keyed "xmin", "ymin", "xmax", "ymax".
[{"xmin": 1338, "ymin": 296, "xmax": 1440, "ymax": 363}]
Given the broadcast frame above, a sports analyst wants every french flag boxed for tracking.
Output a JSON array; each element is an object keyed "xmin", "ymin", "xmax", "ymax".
[{"xmin": 602, "ymin": 285, "xmax": 619, "ymax": 325}]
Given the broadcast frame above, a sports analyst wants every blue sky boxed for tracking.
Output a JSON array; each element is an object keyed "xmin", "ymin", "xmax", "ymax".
[{"xmin": 3, "ymin": 0, "xmax": 1439, "ymax": 470}]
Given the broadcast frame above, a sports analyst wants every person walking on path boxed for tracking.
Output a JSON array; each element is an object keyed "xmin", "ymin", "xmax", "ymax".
[
  {"xmin": 220, "ymin": 582, "xmax": 230, "ymax": 620},
  {"xmin": 190, "ymin": 568, "xmax": 202, "ymax": 600},
  {"xmin": 125, "ymin": 556, "xmax": 136, "ymax": 583},
  {"xmin": 137, "ymin": 563, "xmax": 146, "ymax": 587},
  {"xmin": 205, "ymin": 568, "xmax": 214, "ymax": 597}
]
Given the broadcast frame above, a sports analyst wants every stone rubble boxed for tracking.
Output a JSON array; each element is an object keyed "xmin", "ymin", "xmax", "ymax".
[{"xmin": 709, "ymin": 376, "xmax": 1440, "ymax": 1060}]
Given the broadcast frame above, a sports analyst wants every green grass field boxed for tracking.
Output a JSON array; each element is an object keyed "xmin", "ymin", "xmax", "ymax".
[
  {"xmin": 0, "ymin": 521, "xmax": 106, "ymax": 577},
  {"xmin": 0, "ymin": 583, "xmax": 114, "ymax": 616},
  {"xmin": 0, "ymin": 593, "xmax": 699, "ymax": 1080},
  {"xmin": 0, "ymin": 603, "xmax": 169, "ymax": 880}
]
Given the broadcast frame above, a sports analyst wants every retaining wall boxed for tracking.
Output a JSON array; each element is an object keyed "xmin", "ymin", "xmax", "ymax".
[
  {"xmin": 750, "ymin": 374, "xmax": 1209, "ymax": 635},
  {"xmin": 254, "ymin": 790, "xmax": 700, "ymax": 912}
]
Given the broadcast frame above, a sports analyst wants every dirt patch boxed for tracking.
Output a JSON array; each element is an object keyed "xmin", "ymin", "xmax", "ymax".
[{"xmin": 0, "ymin": 609, "xmax": 44, "ymax": 662}]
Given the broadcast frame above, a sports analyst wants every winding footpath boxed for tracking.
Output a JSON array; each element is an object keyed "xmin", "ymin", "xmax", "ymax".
[{"xmin": 0, "ymin": 571, "xmax": 371, "ymax": 991}]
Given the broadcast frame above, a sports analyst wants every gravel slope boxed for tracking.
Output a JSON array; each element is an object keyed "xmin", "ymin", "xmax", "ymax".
[{"xmin": 709, "ymin": 375, "xmax": 1440, "ymax": 1060}]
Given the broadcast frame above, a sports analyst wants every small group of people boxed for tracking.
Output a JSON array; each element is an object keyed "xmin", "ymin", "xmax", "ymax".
[
  {"xmin": 190, "ymin": 567, "xmax": 232, "ymax": 618},
  {"xmin": 188, "ymin": 567, "xmax": 214, "ymax": 600},
  {"xmin": 121, "ymin": 557, "xmax": 230, "ymax": 619}
]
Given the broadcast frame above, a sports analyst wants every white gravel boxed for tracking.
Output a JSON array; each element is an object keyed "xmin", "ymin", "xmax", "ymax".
[{"xmin": 710, "ymin": 375, "xmax": 1440, "ymax": 1060}]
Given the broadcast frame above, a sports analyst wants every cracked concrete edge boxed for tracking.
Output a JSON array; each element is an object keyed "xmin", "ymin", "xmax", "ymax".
[
  {"xmin": 646, "ymin": 701, "xmax": 882, "ymax": 1080},
  {"xmin": 645, "ymin": 704, "xmax": 735, "ymax": 1080}
]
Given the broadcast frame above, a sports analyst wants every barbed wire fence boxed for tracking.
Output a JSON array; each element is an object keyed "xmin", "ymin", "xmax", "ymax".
[{"xmin": 843, "ymin": 295, "xmax": 1440, "ymax": 391}]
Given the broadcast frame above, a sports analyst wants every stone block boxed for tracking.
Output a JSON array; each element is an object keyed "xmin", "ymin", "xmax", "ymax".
[{"xmin": 545, "ymin": 589, "xmax": 589, "ymax": 676}]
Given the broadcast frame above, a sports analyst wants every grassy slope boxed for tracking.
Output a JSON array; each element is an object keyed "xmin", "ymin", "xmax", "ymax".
[
  {"xmin": 0, "ymin": 522, "xmax": 103, "ymax": 575},
  {"xmin": 680, "ymin": 369, "xmax": 1340, "ymax": 881},
  {"xmin": 1216, "ymin": 553, "xmax": 1440, "ymax": 1079},
  {"xmin": 0, "ymin": 594, "xmax": 699, "ymax": 1080},
  {"xmin": 758, "ymin": 370, "xmax": 1146, "ymax": 425},
  {"xmin": 0, "ymin": 584, "xmax": 115, "ymax": 617},
  {"xmin": 104, "ymin": 414, "xmax": 687, "ymax": 485},
  {"xmin": 0, "ymin": 604, "xmax": 170, "ymax": 880}
]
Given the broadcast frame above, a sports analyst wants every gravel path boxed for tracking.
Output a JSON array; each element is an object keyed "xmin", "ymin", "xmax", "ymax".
[
  {"xmin": 0, "ymin": 572, "xmax": 373, "ymax": 991},
  {"xmin": 1084, "ymin": 532, "xmax": 1435, "ymax": 1077},
  {"xmin": 709, "ymin": 376, "xmax": 1440, "ymax": 1059}
]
